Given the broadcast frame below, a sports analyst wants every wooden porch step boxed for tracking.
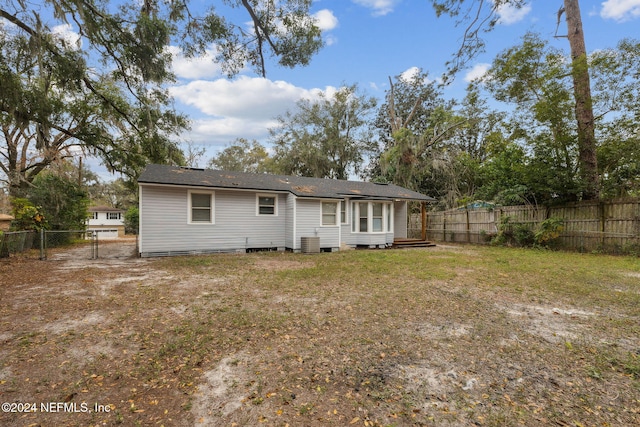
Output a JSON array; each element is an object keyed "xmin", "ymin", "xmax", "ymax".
[{"xmin": 392, "ymin": 238, "xmax": 436, "ymax": 248}]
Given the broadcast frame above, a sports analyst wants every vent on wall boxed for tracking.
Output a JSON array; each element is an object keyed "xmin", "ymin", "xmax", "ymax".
[{"xmin": 300, "ymin": 236, "xmax": 320, "ymax": 254}]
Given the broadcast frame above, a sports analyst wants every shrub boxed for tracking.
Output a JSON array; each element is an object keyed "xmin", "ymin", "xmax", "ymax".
[
  {"xmin": 492, "ymin": 216, "xmax": 534, "ymax": 247},
  {"xmin": 29, "ymin": 173, "xmax": 88, "ymax": 231},
  {"xmin": 534, "ymin": 217, "xmax": 564, "ymax": 247},
  {"xmin": 494, "ymin": 216, "xmax": 565, "ymax": 249},
  {"xmin": 124, "ymin": 206, "xmax": 139, "ymax": 235},
  {"xmin": 10, "ymin": 198, "xmax": 48, "ymax": 231}
]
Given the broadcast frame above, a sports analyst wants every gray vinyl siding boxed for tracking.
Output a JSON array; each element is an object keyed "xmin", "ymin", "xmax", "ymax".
[
  {"xmin": 139, "ymin": 185, "xmax": 413, "ymax": 256},
  {"xmin": 394, "ymin": 201, "xmax": 408, "ymax": 239},
  {"xmin": 341, "ymin": 224, "xmax": 354, "ymax": 246},
  {"xmin": 139, "ymin": 185, "xmax": 286, "ymax": 256},
  {"xmin": 340, "ymin": 198, "xmax": 353, "ymax": 246},
  {"xmin": 285, "ymin": 193, "xmax": 295, "ymax": 249},
  {"xmin": 345, "ymin": 233, "xmax": 390, "ymax": 247},
  {"xmin": 295, "ymin": 198, "xmax": 340, "ymax": 250}
]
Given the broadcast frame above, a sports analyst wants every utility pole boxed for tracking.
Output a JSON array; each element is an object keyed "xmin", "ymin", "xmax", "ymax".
[{"xmin": 78, "ymin": 157, "xmax": 83, "ymax": 188}]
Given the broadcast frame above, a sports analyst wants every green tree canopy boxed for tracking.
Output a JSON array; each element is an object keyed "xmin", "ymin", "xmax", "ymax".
[
  {"xmin": 430, "ymin": 0, "xmax": 599, "ymax": 199},
  {"xmin": 479, "ymin": 34, "xmax": 640, "ymax": 204},
  {"xmin": 270, "ymin": 84, "xmax": 377, "ymax": 180},
  {"xmin": 373, "ymin": 69, "xmax": 466, "ymax": 193},
  {"xmin": 0, "ymin": 0, "xmax": 323, "ymax": 195},
  {"xmin": 590, "ymin": 39, "xmax": 640, "ymax": 198},
  {"xmin": 483, "ymin": 32, "xmax": 580, "ymax": 203},
  {"xmin": 208, "ymin": 138, "xmax": 274, "ymax": 173},
  {"xmin": 29, "ymin": 171, "xmax": 89, "ymax": 231}
]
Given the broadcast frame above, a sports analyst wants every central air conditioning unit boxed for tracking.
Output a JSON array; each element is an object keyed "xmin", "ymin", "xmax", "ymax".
[{"xmin": 300, "ymin": 236, "xmax": 320, "ymax": 253}]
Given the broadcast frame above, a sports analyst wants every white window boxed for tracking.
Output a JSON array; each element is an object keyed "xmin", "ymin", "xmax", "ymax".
[
  {"xmin": 350, "ymin": 201, "xmax": 392, "ymax": 233},
  {"xmin": 90, "ymin": 212, "xmax": 98, "ymax": 220},
  {"xmin": 257, "ymin": 194, "xmax": 277, "ymax": 216},
  {"xmin": 340, "ymin": 200, "xmax": 347, "ymax": 224},
  {"xmin": 372, "ymin": 203, "xmax": 383, "ymax": 232},
  {"xmin": 189, "ymin": 191, "xmax": 214, "ymax": 223},
  {"xmin": 322, "ymin": 202, "xmax": 338, "ymax": 226},
  {"xmin": 107, "ymin": 212, "xmax": 122, "ymax": 220},
  {"xmin": 359, "ymin": 202, "xmax": 368, "ymax": 232}
]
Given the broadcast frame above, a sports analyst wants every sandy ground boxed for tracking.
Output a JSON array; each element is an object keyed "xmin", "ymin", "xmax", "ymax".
[{"xmin": 0, "ymin": 241, "xmax": 638, "ymax": 427}]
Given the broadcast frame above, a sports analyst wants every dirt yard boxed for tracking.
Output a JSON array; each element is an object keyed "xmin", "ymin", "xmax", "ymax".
[{"xmin": 0, "ymin": 241, "xmax": 639, "ymax": 426}]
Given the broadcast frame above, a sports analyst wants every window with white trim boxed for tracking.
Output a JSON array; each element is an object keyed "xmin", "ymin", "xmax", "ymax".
[
  {"xmin": 340, "ymin": 200, "xmax": 347, "ymax": 224},
  {"xmin": 359, "ymin": 202, "xmax": 368, "ymax": 232},
  {"xmin": 372, "ymin": 203, "xmax": 383, "ymax": 232},
  {"xmin": 322, "ymin": 202, "xmax": 338, "ymax": 226},
  {"xmin": 90, "ymin": 212, "xmax": 98, "ymax": 220},
  {"xmin": 189, "ymin": 191, "xmax": 214, "ymax": 223},
  {"xmin": 350, "ymin": 201, "xmax": 392, "ymax": 233},
  {"xmin": 107, "ymin": 212, "xmax": 122, "ymax": 220},
  {"xmin": 257, "ymin": 194, "xmax": 277, "ymax": 215}
]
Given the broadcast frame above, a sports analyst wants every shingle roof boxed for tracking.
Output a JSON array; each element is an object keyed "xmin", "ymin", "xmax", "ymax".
[
  {"xmin": 89, "ymin": 206, "xmax": 125, "ymax": 213},
  {"xmin": 138, "ymin": 164, "xmax": 435, "ymax": 202}
]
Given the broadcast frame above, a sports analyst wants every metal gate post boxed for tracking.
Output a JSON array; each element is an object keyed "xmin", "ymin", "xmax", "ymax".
[
  {"xmin": 94, "ymin": 231, "xmax": 98, "ymax": 259},
  {"xmin": 40, "ymin": 229, "xmax": 45, "ymax": 260},
  {"xmin": 90, "ymin": 231, "xmax": 95, "ymax": 259}
]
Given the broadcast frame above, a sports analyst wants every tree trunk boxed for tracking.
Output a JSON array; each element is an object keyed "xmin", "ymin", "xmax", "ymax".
[{"xmin": 564, "ymin": 0, "xmax": 599, "ymax": 200}]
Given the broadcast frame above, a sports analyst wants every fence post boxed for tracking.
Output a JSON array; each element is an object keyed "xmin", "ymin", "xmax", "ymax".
[
  {"xmin": 443, "ymin": 213, "xmax": 447, "ymax": 242},
  {"xmin": 599, "ymin": 201, "xmax": 606, "ymax": 249},
  {"xmin": 93, "ymin": 231, "xmax": 98, "ymax": 259},
  {"xmin": 466, "ymin": 209, "xmax": 471, "ymax": 243},
  {"xmin": 421, "ymin": 202, "xmax": 427, "ymax": 241},
  {"xmin": 0, "ymin": 233, "xmax": 6, "ymax": 258},
  {"xmin": 637, "ymin": 200, "xmax": 640, "ymax": 248},
  {"xmin": 40, "ymin": 229, "xmax": 45, "ymax": 260}
]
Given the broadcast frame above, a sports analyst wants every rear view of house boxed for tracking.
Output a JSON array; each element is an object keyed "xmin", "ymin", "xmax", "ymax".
[{"xmin": 137, "ymin": 164, "xmax": 434, "ymax": 257}]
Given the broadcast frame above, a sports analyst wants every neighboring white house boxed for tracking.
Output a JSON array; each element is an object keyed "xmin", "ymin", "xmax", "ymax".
[
  {"xmin": 137, "ymin": 164, "xmax": 435, "ymax": 257},
  {"xmin": 87, "ymin": 206, "xmax": 126, "ymax": 239}
]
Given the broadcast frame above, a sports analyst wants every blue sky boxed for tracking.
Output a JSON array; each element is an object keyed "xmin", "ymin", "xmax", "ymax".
[
  {"xmin": 18, "ymin": 0, "xmax": 640, "ymax": 178},
  {"xmin": 164, "ymin": 0, "xmax": 640, "ymax": 169}
]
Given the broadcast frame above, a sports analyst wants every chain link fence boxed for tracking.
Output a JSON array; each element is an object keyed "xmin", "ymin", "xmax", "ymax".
[
  {"xmin": 0, "ymin": 230, "xmax": 98, "ymax": 260},
  {"xmin": 0, "ymin": 230, "xmax": 37, "ymax": 258}
]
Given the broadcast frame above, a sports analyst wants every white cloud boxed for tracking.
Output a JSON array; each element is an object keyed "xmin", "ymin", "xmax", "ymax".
[
  {"xmin": 400, "ymin": 66, "xmax": 421, "ymax": 82},
  {"xmin": 167, "ymin": 46, "xmax": 224, "ymax": 81},
  {"xmin": 51, "ymin": 24, "xmax": 82, "ymax": 49},
  {"xmin": 171, "ymin": 77, "xmax": 310, "ymax": 118},
  {"xmin": 0, "ymin": 18, "xmax": 16, "ymax": 31},
  {"xmin": 313, "ymin": 9, "xmax": 339, "ymax": 31},
  {"xmin": 313, "ymin": 9, "xmax": 339, "ymax": 45},
  {"xmin": 187, "ymin": 117, "xmax": 281, "ymax": 145},
  {"xmin": 169, "ymin": 77, "xmax": 336, "ymax": 145},
  {"xmin": 464, "ymin": 63, "xmax": 490, "ymax": 82},
  {"xmin": 493, "ymin": 1, "xmax": 532, "ymax": 25},
  {"xmin": 324, "ymin": 34, "xmax": 339, "ymax": 46},
  {"xmin": 352, "ymin": 0, "xmax": 399, "ymax": 16},
  {"xmin": 600, "ymin": 0, "xmax": 640, "ymax": 21},
  {"xmin": 398, "ymin": 67, "xmax": 435, "ymax": 85}
]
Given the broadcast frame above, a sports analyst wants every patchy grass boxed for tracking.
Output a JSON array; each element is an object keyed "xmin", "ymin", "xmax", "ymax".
[{"xmin": 0, "ymin": 242, "xmax": 639, "ymax": 426}]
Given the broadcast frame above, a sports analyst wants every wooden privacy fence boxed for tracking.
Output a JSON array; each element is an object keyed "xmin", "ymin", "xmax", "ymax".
[{"xmin": 411, "ymin": 199, "xmax": 640, "ymax": 252}]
